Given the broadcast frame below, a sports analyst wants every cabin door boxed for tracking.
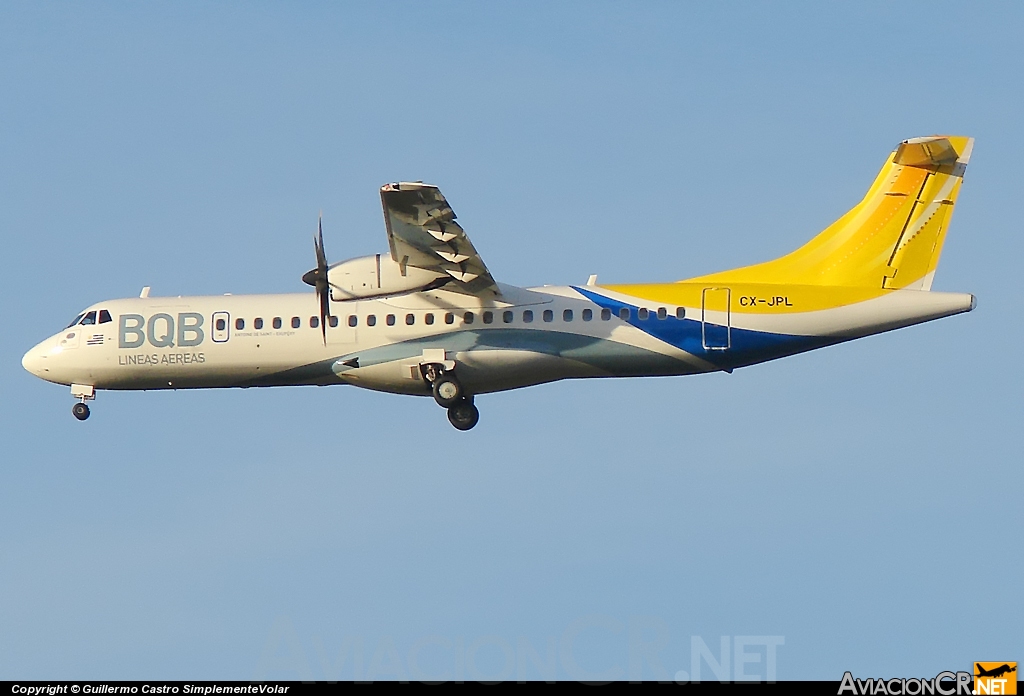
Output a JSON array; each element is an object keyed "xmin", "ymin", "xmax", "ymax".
[{"xmin": 701, "ymin": 287, "xmax": 731, "ymax": 350}]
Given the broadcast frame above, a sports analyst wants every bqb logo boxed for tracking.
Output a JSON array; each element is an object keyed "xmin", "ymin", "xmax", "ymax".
[{"xmin": 974, "ymin": 662, "xmax": 1017, "ymax": 695}]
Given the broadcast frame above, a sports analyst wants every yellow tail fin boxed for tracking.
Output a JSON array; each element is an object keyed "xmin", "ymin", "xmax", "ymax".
[{"xmin": 687, "ymin": 135, "xmax": 973, "ymax": 290}]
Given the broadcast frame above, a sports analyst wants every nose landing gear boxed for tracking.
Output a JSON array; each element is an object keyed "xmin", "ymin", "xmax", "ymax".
[
  {"xmin": 422, "ymin": 362, "xmax": 479, "ymax": 431},
  {"xmin": 70, "ymin": 383, "xmax": 95, "ymax": 421}
]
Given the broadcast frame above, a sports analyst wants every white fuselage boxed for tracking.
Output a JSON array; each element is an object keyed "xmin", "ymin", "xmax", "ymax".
[
  {"xmin": 22, "ymin": 282, "xmax": 975, "ymax": 399},
  {"xmin": 22, "ymin": 283, "xmax": 709, "ymax": 397}
]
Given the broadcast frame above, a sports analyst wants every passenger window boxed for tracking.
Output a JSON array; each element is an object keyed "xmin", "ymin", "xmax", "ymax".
[
  {"xmin": 676, "ymin": 307, "xmax": 686, "ymax": 319},
  {"xmin": 563, "ymin": 309, "xmax": 573, "ymax": 322},
  {"xmin": 309, "ymin": 316, "xmax": 318, "ymax": 329},
  {"xmin": 236, "ymin": 318, "xmax": 245, "ymax": 330},
  {"xmin": 503, "ymin": 310, "xmax": 513, "ymax": 323},
  {"xmin": 216, "ymin": 318, "xmax": 226, "ymax": 331},
  {"xmin": 98, "ymin": 309, "xmax": 112, "ymax": 324},
  {"xmin": 543, "ymin": 309, "xmax": 553, "ymax": 322},
  {"xmin": 81, "ymin": 311, "xmax": 97, "ymax": 325},
  {"xmin": 273, "ymin": 317, "xmax": 282, "ymax": 329},
  {"xmin": 386, "ymin": 314, "xmax": 396, "ymax": 326},
  {"xmin": 291, "ymin": 316, "xmax": 300, "ymax": 329},
  {"xmin": 582, "ymin": 308, "xmax": 592, "ymax": 321},
  {"xmin": 601, "ymin": 308, "xmax": 612, "ymax": 321},
  {"xmin": 657, "ymin": 307, "xmax": 667, "ymax": 320},
  {"xmin": 329, "ymin": 316, "xmax": 338, "ymax": 328},
  {"xmin": 367, "ymin": 315, "xmax": 377, "ymax": 327},
  {"xmin": 425, "ymin": 313, "xmax": 434, "ymax": 325},
  {"xmin": 405, "ymin": 313, "xmax": 415, "ymax": 325},
  {"xmin": 618, "ymin": 307, "xmax": 630, "ymax": 320},
  {"xmin": 464, "ymin": 312, "xmax": 474, "ymax": 325},
  {"xmin": 254, "ymin": 318, "xmax": 264, "ymax": 329},
  {"xmin": 638, "ymin": 308, "xmax": 649, "ymax": 320},
  {"xmin": 445, "ymin": 312, "xmax": 455, "ymax": 325},
  {"xmin": 483, "ymin": 311, "xmax": 494, "ymax": 324},
  {"xmin": 523, "ymin": 310, "xmax": 534, "ymax": 323},
  {"xmin": 348, "ymin": 315, "xmax": 357, "ymax": 327}
]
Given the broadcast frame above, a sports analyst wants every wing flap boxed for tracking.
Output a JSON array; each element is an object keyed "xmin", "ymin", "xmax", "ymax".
[{"xmin": 380, "ymin": 182, "xmax": 499, "ymax": 296}]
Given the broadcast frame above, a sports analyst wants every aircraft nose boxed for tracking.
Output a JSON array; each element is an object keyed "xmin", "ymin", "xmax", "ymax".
[
  {"xmin": 22, "ymin": 346, "xmax": 41, "ymax": 376},
  {"xmin": 22, "ymin": 342, "xmax": 49, "ymax": 378}
]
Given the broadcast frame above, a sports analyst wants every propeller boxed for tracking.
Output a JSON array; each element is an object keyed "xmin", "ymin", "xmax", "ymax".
[{"xmin": 301, "ymin": 214, "xmax": 331, "ymax": 345}]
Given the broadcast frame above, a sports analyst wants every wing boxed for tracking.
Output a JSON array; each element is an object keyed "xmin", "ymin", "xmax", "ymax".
[{"xmin": 380, "ymin": 182, "xmax": 499, "ymax": 296}]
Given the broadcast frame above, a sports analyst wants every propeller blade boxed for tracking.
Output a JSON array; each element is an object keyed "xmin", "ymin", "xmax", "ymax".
[
  {"xmin": 318, "ymin": 214, "xmax": 329, "ymax": 344},
  {"xmin": 318, "ymin": 278, "xmax": 329, "ymax": 345},
  {"xmin": 315, "ymin": 213, "xmax": 327, "ymax": 271},
  {"xmin": 301, "ymin": 213, "xmax": 331, "ymax": 345}
]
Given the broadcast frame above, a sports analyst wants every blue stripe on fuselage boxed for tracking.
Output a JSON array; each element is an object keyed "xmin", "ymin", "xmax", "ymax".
[{"xmin": 572, "ymin": 286, "xmax": 837, "ymax": 369}]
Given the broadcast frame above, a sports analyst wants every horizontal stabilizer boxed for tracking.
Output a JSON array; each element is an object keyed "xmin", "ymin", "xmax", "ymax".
[{"xmin": 894, "ymin": 137, "xmax": 960, "ymax": 169}]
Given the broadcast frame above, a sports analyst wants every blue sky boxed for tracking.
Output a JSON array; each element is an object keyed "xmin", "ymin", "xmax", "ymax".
[{"xmin": 1, "ymin": 1, "xmax": 1020, "ymax": 681}]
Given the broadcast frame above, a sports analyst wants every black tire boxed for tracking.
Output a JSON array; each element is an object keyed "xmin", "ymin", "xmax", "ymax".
[
  {"xmin": 72, "ymin": 403, "xmax": 90, "ymax": 421},
  {"xmin": 447, "ymin": 401, "xmax": 479, "ymax": 431},
  {"xmin": 432, "ymin": 374, "xmax": 463, "ymax": 408}
]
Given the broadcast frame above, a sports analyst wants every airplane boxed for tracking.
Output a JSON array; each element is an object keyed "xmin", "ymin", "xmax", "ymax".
[
  {"xmin": 975, "ymin": 664, "xmax": 1016, "ymax": 679},
  {"xmin": 22, "ymin": 135, "xmax": 976, "ymax": 431}
]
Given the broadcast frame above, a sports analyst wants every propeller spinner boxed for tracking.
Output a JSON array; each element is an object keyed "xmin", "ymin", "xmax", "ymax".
[{"xmin": 301, "ymin": 215, "xmax": 331, "ymax": 344}]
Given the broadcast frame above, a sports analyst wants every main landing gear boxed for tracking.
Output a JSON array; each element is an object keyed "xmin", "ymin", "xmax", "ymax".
[
  {"xmin": 432, "ymin": 373, "xmax": 463, "ymax": 408},
  {"xmin": 423, "ymin": 364, "xmax": 479, "ymax": 431},
  {"xmin": 447, "ymin": 398, "xmax": 479, "ymax": 431},
  {"xmin": 70, "ymin": 383, "xmax": 95, "ymax": 421}
]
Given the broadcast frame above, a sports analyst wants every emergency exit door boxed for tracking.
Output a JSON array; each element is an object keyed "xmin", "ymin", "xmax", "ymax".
[
  {"xmin": 701, "ymin": 287, "xmax": 731, "ymax": 350},
  {"xmin": 212, "ymin": 311, "xmax": 230, "ymax": 342}
]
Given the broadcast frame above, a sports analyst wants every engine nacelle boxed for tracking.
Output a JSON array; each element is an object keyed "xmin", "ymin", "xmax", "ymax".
[{"xmin": 327, "ymin": 254, "xmax": 448, "ymax": 301}]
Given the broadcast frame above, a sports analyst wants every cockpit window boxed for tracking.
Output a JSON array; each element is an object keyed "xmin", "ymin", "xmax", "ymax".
[
  {"xmin": 66, "ymin": 313, "xmax": 86, "ymax": 329},
  {"xmin": 80, "ymin": 311, "xmax": 97, "ymax": 325},
  {"xmin": 98, "ymin": 309, "xmax": 112, "ymax": 324}
]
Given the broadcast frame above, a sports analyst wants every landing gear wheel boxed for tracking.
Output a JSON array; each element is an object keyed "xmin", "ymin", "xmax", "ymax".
[
  {"xmin": 447, "ymin": 401, "xmax": 479, "ymax": 431},
  {"xmin": 72, "ymin": 402, "xmax": 90, "ymax": 421},
  {"xmin": 432, "ymin": 374, "xmax": 463, "ymax": 408}
]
